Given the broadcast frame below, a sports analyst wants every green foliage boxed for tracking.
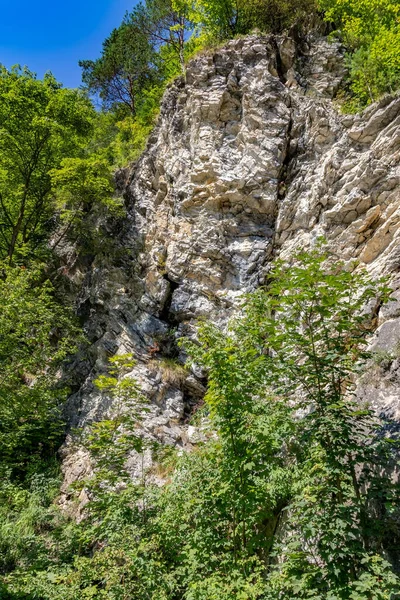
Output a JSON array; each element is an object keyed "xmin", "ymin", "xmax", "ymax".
[
  {"xmin": 319, "ymin": 0, "xmax": 400, "ymax": 45},
  {"xmin": 2, "ymin": 355, "xmax": 166, "ymax": 599},
  {"xmin": 0, "ymin": 464, "xmax": 65, "ymax": 576},
  {"xmin": 181, "ymin": 320, "xmax": 294, "ymax": 570},
  {"xmin": 154, "ymin": 436, "xmax": 287, "ymax": 598},
  {"xmin": 50, "ymin": 155, "xmax": 123, "ymax": 251},
  {"xmin": 79, "ymin": 20, "xmax": 158, "ymax": 117},
  {"xmin": 177, "ymin": 0, "xmax": 317, "ymax": 41},
  {"xmin": 0, "ymin": 68, "xmax": 91, "ymax": 596},
  {"xmin": 0, "ymin": 263, "xmax": 81, "ymax": 477},
  {"xmin": 86, "ymin": 354, "xmax": 150, "ymax": 490},
  {"xmin": 131, "ymin": 0, "xmax": 195, "ymax": 72},
  {"xmin": 109, "ymin": 83, "xmax": 164, "ymax": 165},
  {"xmin": 319, "ymin": 0, "xmax": 400, "ymax": 107},
  {"xmin": 0, "ymin": 66, "xmax": 95, "ymax": 263},
  {"xmin": 82, "ymin": 109, "xmax": 154, "ymax": 170},
  {"xmin": 51, "ymin": 157, "xmax": 115, "ymax": 214},
  {"xmin": 181, "ymin": 247, "xmax": 399, "ymax": 598},
  {"xmin": 3, "ymin": 249, "xmax": 399, "ymax": 600},
  {"xmin": 348, "ymin": 26, "xmax": 400, "ymax": 107}
]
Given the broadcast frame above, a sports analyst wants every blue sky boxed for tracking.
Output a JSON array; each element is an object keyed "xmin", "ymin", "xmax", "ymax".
[{"xmin": 0, "ymin": 0, "xmax": 139, "ymax": 88}]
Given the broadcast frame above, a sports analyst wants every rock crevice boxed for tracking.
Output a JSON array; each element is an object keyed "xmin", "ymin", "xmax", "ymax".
[{"xmin": 60, "ymin": 33, "xmax": 400, "ymax": 491}]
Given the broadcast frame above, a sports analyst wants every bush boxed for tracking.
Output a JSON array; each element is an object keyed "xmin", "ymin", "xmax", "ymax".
[
  {"xmin": 320, "ymin": 0, "xmax": 400, "ymax": 107},
  {"xmin": 5, "ymin": 250, "xmax": 399, "ymax": 599}
]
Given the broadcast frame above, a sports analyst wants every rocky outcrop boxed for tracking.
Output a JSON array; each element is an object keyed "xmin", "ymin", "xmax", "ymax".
[{"xmin": 60, "ymin": 32, "xmax": 400, "ymax": 495}]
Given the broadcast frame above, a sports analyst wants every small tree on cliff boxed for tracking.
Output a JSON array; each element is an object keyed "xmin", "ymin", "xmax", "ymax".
[{"xmin": 181, "ymin": 247, "xmax": 399, "ymax": 598}]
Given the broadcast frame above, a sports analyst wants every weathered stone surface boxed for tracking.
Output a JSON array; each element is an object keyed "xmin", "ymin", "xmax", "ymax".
[
  {"xmin": 370, "ymin": 319, "xmax": 400, "ymax": 353},
  {"xmin": 59, "ymin": 33, "xmax": 400, "ymax": 495}
]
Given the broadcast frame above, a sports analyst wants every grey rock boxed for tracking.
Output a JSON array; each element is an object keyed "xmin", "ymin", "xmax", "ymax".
[
  {"xmin": 370, "ymin": 319, "xmax": 400, "ymax": 353},
  {"xmin": 59, "ymin": 33, "xmax": 400, "ymax": 495}
]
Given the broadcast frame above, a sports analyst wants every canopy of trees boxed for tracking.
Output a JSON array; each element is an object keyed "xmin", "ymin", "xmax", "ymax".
[{"xmin": 0, "ymin": 68, "xmax": 96, "ymax": 264}]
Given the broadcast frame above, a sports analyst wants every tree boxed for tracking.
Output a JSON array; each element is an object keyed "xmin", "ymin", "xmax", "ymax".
[
  {"xmin": 180, "ymin": 247, "xmax": 399, "ymax": 598},
  {"xmin": 176, "ymin": 0, "xmax": 317, "ymax": 42},
  {"xmin": 132, "ymin": 0, "xmax": 195, "ymax": 73},
  {"xmin": 319, "ymin": 0, "xmax": 400, "ymax": 107},
  {"xmin": 182, "ymin": 321, "xmax": 293, "ymax": 566},
  {"xmin": 0, "ymin": 263, "xmax": 80, "ymax": 478},
  {"xmin": 79, "ymin": 20, "xmax": 159, "ymax": 116},
  {"xmin": 3, "ymin": 250, "xmax": 400, "ymax": 599},
  {"xmin": 182, "ymin": 0, "xmax": 245, "ymax": 39},
  {"xmin": 245, "ymin": 0, "xmax": 317, "ymax": 34},
  {"xmin": 50, "ymin": 155, "xmax": 120, "ymax": 252},
  {"xmin": 0, "ymin": 67, "xmax": 94, "ymax": 264},
  {"xmin": 235, "ymin": 249, "xmax": 399, "ymax": 597},
  {"xmin": 319, "ymin": 0, "xmax": 400, "ymax": 46},
  {"xmin": 347, "ymin": 27, "xmax": 400, "ymax": 106}
]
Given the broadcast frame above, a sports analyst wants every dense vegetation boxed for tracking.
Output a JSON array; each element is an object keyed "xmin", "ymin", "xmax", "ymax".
[
  {"xmin": 320, "ymin": 0, "xmax": 400, "ymax": 109},
  {"xmin": 1, "ymin": 250, "xmax": 399, "ymax": 599},
  {"xmin": 0, "ymin": 0, "xmax": 400, "ymax": 598}
]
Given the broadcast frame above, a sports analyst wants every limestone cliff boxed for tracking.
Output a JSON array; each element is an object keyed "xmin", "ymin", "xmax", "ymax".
[{"xmin": 59, "ymin": 32, "xmax": 400, "ymax": 497}]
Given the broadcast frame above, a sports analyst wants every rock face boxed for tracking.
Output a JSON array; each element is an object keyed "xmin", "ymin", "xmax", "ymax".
[{"xmin": 60, "ymin": 32, "xmax": 400, "ymax": 493}]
